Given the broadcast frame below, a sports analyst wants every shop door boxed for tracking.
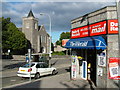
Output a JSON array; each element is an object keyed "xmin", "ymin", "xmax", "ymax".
[{"xmin": 87, "ymin": 50, "xmax": 97, "ymax": 86}]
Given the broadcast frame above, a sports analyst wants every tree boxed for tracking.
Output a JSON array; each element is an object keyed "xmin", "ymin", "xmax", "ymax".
[
  {"xmin": 2, "ymin": 17, "xmax": 29, "ymax": 55},
  {"xmin": 56, "ymin": 32, "xmax": 70, "ymax": 46}
]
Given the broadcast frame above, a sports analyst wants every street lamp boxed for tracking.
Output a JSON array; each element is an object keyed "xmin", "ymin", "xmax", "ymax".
[{"xmin": 40, "ymin": 13, "xmax": 52, "ymax": 62}]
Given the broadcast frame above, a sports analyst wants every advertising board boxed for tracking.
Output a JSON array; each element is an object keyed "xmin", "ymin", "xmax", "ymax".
[
  {"xmin": 108, "ymin": 57, "xmax": 120, "ymax": 80},
  {"xmin": 70, "ymin": 19, "xmax": 118, "ymax": 39},
  {"xmin": 107, "ymin": 19, "xmax": 118, "ymax": 34},
  {"xmin": 89, "ymin": 21, "xmax": 107, "ymax": 36},
  {"xmin": 71, "ymin": 26, "xmax": 89, "ymax": 38}
]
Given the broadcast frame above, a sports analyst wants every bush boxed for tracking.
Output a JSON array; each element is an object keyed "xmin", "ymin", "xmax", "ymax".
[{"xmin": 52, "ymin": 51, "xmax": 65, "ymax": 55}]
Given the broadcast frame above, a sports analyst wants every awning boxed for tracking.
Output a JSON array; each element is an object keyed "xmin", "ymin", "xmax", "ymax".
[{"xmin": 65, "ymin": 36, "xmax": 107, "ymax": 50}]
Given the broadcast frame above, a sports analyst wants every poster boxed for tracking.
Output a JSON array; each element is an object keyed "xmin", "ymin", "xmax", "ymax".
[
  {"xmin": 97, "ymin": 67, "xmax": 103, "ymax": 76},
  {"xmin": 109, "ymin": 57, "xmax": 120, "ymax": 80},
  {"xmin": 71, "ymin": 56, "xmax": 77, "ymax": 79},
  {"xmin": 98, "ymin": 52, "xmax": 106, "ymax": 67}
]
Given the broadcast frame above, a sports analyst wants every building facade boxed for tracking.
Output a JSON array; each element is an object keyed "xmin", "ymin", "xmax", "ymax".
[
  {"xmin": 22, "ymin": 10, "xmax": 50, "ymax": 54},
  {"xmin": 65, "ymin": 6, "xmax": 119, "ymax": 88}
]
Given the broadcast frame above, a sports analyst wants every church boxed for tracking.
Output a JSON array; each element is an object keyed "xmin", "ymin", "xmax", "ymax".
[{"xmin": 22, "ymin": 10, "xmax": 50, "ymax": 54}]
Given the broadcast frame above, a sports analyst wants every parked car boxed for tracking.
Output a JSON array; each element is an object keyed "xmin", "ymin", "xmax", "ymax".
[{"xmin": 17, "ymin": 62, "xmax": 57, "ymax": 79}]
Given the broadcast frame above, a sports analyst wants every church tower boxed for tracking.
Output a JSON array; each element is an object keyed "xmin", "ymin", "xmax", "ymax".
[{"xmin": 22, "ymin": 10, "xmax": 38, "ymax": 52}]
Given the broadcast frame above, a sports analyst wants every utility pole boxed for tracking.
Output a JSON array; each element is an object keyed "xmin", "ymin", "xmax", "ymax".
[{"xmin": 116, "ymin": 0, "xmax": 120, "ymax": 90}]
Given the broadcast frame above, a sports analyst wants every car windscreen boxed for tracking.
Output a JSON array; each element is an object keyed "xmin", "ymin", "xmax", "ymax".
[{"xmin": 22, "ymin": 63, "xmax": 35, "ymax": 68}]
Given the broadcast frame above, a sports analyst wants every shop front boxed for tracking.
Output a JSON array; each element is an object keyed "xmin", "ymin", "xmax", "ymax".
[
  {"xmin": 65, "ymin": 6, "xmax": 119, "ymax": 88},
  {"xmin": 65, "ymin": 36, "xmax": 107, "ymax": 85}
]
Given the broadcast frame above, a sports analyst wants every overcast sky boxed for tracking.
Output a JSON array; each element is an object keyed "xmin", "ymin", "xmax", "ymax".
[{"xmin": 2, "ymin": 1, "xmax": 116, "ymax": 43}]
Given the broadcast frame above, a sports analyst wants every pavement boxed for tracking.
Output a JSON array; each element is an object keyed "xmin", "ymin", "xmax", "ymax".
[{"xmin": 2, "ymin": 72, "xmax": 96, "ymax": 89}]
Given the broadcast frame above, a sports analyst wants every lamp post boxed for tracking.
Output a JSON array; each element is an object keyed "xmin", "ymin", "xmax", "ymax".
[{"xmin": 40, "ymin": 13, "xmax": 52, "ymax": 66}]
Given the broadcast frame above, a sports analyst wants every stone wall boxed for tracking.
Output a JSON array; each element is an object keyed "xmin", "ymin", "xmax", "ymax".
[{"xmin": 106, "ymin": 35, "xmax": 119, "ymax": 88}]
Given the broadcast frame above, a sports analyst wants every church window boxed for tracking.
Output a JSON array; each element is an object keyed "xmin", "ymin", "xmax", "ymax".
[
  {"xmin": 35, "ymin": 23, "xmax": 37, "ymax": 29},
  {"xmin": 26, "ymin": 22, "xmax": 29, "ymax": 28}
]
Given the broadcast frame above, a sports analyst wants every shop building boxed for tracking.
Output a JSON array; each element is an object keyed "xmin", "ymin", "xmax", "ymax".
[{"xmin": 65, "ymin": 6, "xmax": 119, "ymax": 88}]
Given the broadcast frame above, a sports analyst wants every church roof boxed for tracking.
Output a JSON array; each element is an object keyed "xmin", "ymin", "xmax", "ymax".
[{"xmin": 27, "ymin": 10, "xmax": 35, "ymax": 18}]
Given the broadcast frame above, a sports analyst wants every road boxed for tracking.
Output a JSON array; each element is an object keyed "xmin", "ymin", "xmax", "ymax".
[
  {"xmin": 1, "ymin": 56, "xmax": 71, "ymax": 88},
  {"xmin": 2, "ymin": 66, "xmax": 70, "ymax": 87}
]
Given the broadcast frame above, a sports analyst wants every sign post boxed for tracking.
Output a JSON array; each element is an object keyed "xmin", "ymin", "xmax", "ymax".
[{"xmin": 28, "ymin": 49, "xmax": 31, "ymax": 82}]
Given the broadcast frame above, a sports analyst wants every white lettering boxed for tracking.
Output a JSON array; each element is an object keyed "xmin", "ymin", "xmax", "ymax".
[
  {"xmin": 72, "ymin": 30, "xmax": 80, "ymax": 36},
  {"xmin": 92, "ymin": 24, "xmax": 106, "ymax": 34},
  {"xmin": 110, "ymin": 22, "xmax": 118, "ymax": 31},
  {"xmin": 110, "ymin": 22, "xmax": 118, "ymax": 27},
  {"xmin": 110, "ymin": 27, "xmax": 118, "ymax": 31},
  {"xmin": 70, "ymin": 41, "xmax": 88, "ymax": 47}
]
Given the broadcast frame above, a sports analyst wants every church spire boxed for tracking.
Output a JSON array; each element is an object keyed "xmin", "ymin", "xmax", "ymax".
[{"xmin": 27, "ymin": 10, "xmax": 35, "ymax": 18}]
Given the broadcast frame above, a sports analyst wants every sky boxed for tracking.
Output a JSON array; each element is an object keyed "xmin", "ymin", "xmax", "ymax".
[{"xmin": 1, "ymin": 0, "xmax": 116, "ymax": 43}]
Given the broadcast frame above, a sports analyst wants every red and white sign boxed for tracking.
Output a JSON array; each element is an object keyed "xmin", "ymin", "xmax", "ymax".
[
  {"xmin": 71, "ymin": 26, "xmax": 89, "ymax": 39},
  {"xmin": 70, "ymin": 20, "xmax": 118, "ymax": 39},
  {"xmin": 89, "ymin": 21, "xmax": 107, "ymax": 36},
  {"xmin": 108, "ymin": 57, "xmax": 120, "ymax": 80},
  {"xmin": 108, "ymin": 19, "xmax": 118, "ymax": 34},
  {"xmin": 62, "ymin": 39, "xmax": 69, "ymax": 46}
]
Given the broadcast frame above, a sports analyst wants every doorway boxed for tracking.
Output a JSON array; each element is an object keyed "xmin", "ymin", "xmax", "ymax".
[{"xmin": 87, "ymin": 49, "xmax": 97, "ymax": 86}]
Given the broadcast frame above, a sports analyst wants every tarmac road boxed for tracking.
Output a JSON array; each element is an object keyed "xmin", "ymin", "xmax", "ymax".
[
  {"xmin": 2, "ymin": 66, "xmax": 70, "ymax": 88},
  {"xmin": 1, "ymin": 56, "xmax": 71, "ymax": 88}
]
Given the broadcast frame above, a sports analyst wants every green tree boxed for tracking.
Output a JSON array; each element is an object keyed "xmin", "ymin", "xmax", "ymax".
[
  {"xmin": 2, "ymin": 17, "xmax": 29, "ymax": 55},
  {"xmin": 56, "ymin": 32, "xmax": 70, "ymax": 46}
]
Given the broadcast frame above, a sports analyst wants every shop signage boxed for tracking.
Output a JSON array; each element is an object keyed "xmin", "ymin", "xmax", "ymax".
[
  {"xmin": 70, "ymin": 41, "xmax": 88, "ymax": 47},
  {"xmin": 108, "ymin": 57, "xmax": 120, "ymax": 80},
  {"xmin": 71, "ymin": 26, "xmax": 89, "ymax": 38},
  {"xmin": 89, "ymin": 21, "xmax": 107, "ymax": 36},
  {"xmin": 70, "ymin": 19, "xmax": 118, "ymax": 39},
  {"xmin": 62, "ymin": 39, "xmax": 69, "ymax": 46},
  {"xmin": 108, "ymin": 19, "xmax": 118, "ymax": 34}
]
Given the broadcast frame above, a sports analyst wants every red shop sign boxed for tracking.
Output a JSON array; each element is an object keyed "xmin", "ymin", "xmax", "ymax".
[
  {"xmin": 89, "ymin": 21, "xmax": 107, "ymax": 36},
  {"xmin": 71, "ymin": 26, "xmax": 89, "ymax": 39},
  {"xmin": 108, "ymin": 19, "xmax": 118, "ymax": 34},
  {"xmin": 108, "ymin": 57, "xmax": 120, "ymax": 80}
]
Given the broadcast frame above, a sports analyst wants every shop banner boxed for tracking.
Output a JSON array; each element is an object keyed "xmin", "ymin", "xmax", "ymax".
[
  {"xmin": 107, "ymin": 19, "xmax": 118, "ymax": 34},
  {"xmin": 71, "ymin": 26, "xmax": 89, "ymax": 38},
  {"xmin": 89, "ymin": 21, "xmax": 107, "ymax": 36},
  {"xmin": 108, "ymin": 57, "xmax": 120, "ymax": 80}
]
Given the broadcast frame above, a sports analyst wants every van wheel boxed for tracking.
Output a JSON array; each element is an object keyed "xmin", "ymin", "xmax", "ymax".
[
  {"xmin": 35, "ymin": 73, "xmax": 40, "ymax": 79},
  {"xmin": 52, "ymin": 70, "xmax": 57, "ymax": 75}
]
